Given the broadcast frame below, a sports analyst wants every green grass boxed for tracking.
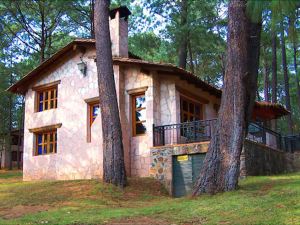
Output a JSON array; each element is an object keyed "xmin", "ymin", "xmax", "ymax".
[{"xmin": 0, "ymin": 171, "xmax": 299, "ymax": 225}]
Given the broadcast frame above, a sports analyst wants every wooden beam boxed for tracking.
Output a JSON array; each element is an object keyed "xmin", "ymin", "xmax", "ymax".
[
  {"xmin": 29, "ymin": 123, "xmax": 62, "ymax": 133},
  {"xmin": 126, "ymin": 86, "xmax": 148, "ymax": 95},
  {"xmin": 84, "ymin": 96, "xmax": 100, "ymax": 104},
  {"xmin": 32, "ymin": 80, "xmax": 61, "ymax": 92},
  {"xmin": 176, "ymin": 86, "xmax": 209, "ymax": 104}
]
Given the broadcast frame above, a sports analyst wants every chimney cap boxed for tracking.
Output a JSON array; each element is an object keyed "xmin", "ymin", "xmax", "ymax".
[{"xmin": 110, "ymin": 6, "xmax": 131, "ymax": 20}]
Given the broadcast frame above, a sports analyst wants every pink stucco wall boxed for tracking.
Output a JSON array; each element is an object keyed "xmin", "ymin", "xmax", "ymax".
[
  {"xmin": 22, "ymin": 11, "xmax": 220, "ymax": 181},
  {"xmin": 22, "ymin": 54, "xmax": 221, "ymax": 181}
]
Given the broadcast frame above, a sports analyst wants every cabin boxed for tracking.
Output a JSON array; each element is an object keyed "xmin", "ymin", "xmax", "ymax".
[
  {"xmin": 0, "ymin": 129, "xmax": 23, "ymax": 169},
  {"xmin": 8, "ymin": 7, "xmax": 291, "ymax": 197}
]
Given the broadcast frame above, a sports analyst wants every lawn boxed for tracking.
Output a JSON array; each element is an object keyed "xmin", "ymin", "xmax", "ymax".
[{"xmin": 0, "ymin": 171, "xmax": 299, "ymax": 225}]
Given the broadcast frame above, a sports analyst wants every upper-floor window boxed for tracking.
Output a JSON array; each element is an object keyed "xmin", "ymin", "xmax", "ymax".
[
  {"xmin": 35, "ymin": 130, "xmax": 57, "ymax": 156},
  {"xmin": 32, "ymin": 80, "xmax": 60, "ymax": 112},
  {"xmin": 37, "ymin": 87, "xmax": 57, "ymax": 112},
  {"xmin": 132, "ymin": 93, "xmax": 146, "ymax": 136}
]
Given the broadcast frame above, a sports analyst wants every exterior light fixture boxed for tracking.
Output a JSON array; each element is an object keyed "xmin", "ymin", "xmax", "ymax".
[{"xmin": 77, "ymin": 57, "xmax": 87, "ymax": 76}]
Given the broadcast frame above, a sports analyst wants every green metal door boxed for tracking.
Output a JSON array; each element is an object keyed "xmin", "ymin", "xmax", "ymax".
[{"xmin": 172, "ymin": 153, "xmax": 206, "ymax": 197}]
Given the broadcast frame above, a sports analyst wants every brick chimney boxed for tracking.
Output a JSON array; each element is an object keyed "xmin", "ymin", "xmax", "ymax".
[{"xmin": 109, "ymin": 6, "xmax": 131, "ymax": 57}]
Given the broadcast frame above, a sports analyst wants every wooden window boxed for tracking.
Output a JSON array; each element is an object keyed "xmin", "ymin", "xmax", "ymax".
[
  {"xmin": 180, "ymin": 96, "xmax": 203, "ymax": 123},
  {"xmin": 37, "ymin": 87, "xmax": 57, "ymax": 112},
  {"xmin": 132, "ymin": 93, "xmax": 146, "ymax": 136},
  {"xmin": 90, "ymin": 102, "xmax": 100, "ymax": 126},
  {"xmin": 87, "ymin": 101, "xmax": 100, "ymax": 142},
  {"xmin": 35, "ymin": 130, "xmax": 57, "ymax": 156}
]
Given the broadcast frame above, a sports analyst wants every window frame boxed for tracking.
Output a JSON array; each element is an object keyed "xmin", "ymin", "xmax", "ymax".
[
  {"xmin": 132, "ymin": 92, "xmax": 147, "ymax": 136},
  {"xmin": 33, "ymin": 81, "xmax": 60, "ymax": 113},
  {"xmin": 86, "ymin": 100, "xmax": 100, "ymax": 143},
  {"xmin": 180, "ymin": 95, "xmax": 203, "ymax": 123},
  {"xmin": 36, "ymin": 87, "xmax": 58, "ymax": 112},
  {"xmin": 35, "ymin": 129, "xmax": 57, "ymax": 156}
]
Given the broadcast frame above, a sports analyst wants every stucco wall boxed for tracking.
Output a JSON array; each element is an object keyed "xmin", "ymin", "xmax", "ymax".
[
  {"xmin": 23, "ymin": 48, "xmax": 105, "ymax": 180},
  {"xmin": 124, "ymin": 67, "xmax": 154, "ymax": 177},
  {"xmin": 22, "ymin": 57, "xmax": 225, "ymax": 181}
]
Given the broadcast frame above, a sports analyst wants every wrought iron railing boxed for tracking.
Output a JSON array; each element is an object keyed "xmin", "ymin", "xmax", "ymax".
[
  {"xmin": 246, "ymin": 122, "xmax": 282, "ymax": 150},
  {"xmin": 282, "ymin": 134, "xmax": 300, "ymax": 152},
  {"xmin": 153, "ymin": 119, "xmax": 285, "ymax": 151},
  {"xmin": 153, "ymin": 119, "xmax": 216, "ymax": 146}
]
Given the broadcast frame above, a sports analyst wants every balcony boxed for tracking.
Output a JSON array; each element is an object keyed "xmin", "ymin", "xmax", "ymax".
[{"xmin": 153, "ymin": 119, "xmax": 290, "ymax": 151}]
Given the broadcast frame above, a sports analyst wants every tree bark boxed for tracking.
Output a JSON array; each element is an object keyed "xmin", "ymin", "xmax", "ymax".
[
  {"xmin": 38, "ymin": 1, "xmax": 46, "ymax": 63},
  {"xmin": 8, "ymin": 53, "xmax": 13, "ymax": 170},
  {"xmin": 188, "ymin": 38, "xmax": 194, "ymax": 74},
  {"xmin": 289, "ymin": 15, "xmax": 300, "ymax": 112},
  {"xmin": 271, "ymin": 30, "xmax": 277, "ymax": 104},
  {"xmin": 293, "ymin": 41, "xmax": 300, "ymax": 111},
  {"xmin": 90, "ymin": 0, "xmax": 95, "ymax": 38},
  {"xmin": 94, "ymin": 0, "xmax": 126, "ymax": 187},
  {"xmin": 271, "ymin": 28, "xmax": 277, "ymax": 130},
  {"xmin": 178, "ymin": 0, "xmax": 188, "ymax": 69},
  {"xmin": 193, "ymin": 0, "xmax": 261, "ymax": 195},
  {"xmin": 263, "ymin": 59, "xmax": 270, "ymax": 102},
  {"xmin": 280, "ymin": 20, "xmax": 293, "ymax": 134},
  {"xmin": 17, "ymin": 99, "xmax": 25, "ymax": 170}
]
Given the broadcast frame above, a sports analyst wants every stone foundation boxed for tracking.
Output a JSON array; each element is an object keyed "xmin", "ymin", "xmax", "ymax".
[
  {"xmin": 150, "ymin": 140, "xmax": 300, "ymax": 195},
  {"xmin": 241, "ymin": 140, "xmax": 286, "ymax": 176},
  {"xmin": 150, "ymin": 142, "xmax": 209, "ymax": 194}
]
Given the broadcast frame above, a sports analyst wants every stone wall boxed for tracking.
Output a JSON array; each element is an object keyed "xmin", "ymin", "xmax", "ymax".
[
  {"xmin": 150, "ymin": 140, "xmax": 300, "ymax": 195},
  {"xmin": 150, "ymin": 142, "xmax": 209, "ymax": 194},
  {"xmin": 241, "ymin": 140, "xmax": 287, "ymax": 176},
  {"xmin": 285, "ymin": 152, "xmax": 300, "ymax": 172}
]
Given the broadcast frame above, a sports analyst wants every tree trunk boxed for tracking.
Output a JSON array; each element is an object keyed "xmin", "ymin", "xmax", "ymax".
[
  {"xmin": 289, "ymin": 15, "xmax": 300, "ymax": 112},
  {"xmin": 271, "ymin": 29, "xmax": 277, "ymax": 130},
  {"xmin": 293, "ymin": 41, "xmax": 300, "ymax": 111},
  {"xmin": 178, "ymin": 0, "xmax": 188, "ymax": 69},
  {"xmin": 271, "ymin": 30, "xmax": 277, "ymax": 104},
  {"xmin": 263, "ymin": 60, "xmax": 270, "ymax": 102},
  {"xmin": 280, "ymin": 20, "xmax": 293, "ymax": 134},
  {"xmin": 94, "ymin": 0, "xmax": 126, "ymax": 187},
  {"xmin": 39, "ymin": 2, "xmax": 46, "ymax": 63},
  {"xmin": 8, "ymin": 54, "xmax": 13, "ymax": 170},
  {"xmin": 188, "ymin": 38, "xmax": 194, "ymax": 73},
  {"xmin": 8, "ymin": 94, "xmax": 12, "ymax": 170},
  {"xmin": 90, "ymin": 0, "xmax": 95, "ymax": 38},
  {"xmin": 17, "ymin": 99, "xmax": 24, "ymax": 170},
  {"xmin": 193, "ymin": 0, "xmax": 261, "ymax": 195}
]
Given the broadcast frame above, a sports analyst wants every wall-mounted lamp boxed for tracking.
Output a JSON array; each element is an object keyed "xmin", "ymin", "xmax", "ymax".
[{"xmin": 77, "ymin": 57, "xmax": 87, "ymax": 76}]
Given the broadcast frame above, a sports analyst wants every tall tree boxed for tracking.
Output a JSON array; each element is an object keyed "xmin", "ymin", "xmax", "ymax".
[
  {"xmin": 0, "ymin": 0, "xmax": 73, "ymax": 63},
  {"xmin": 270, "ymin": 28, "xmax": 278, "ymax": 130},
  {"xmin": 94, "ymin": 0, "xmax": 126, "ymax": 187},
  {"xmin": 68, "ymin": 0, "xmax": 95, "ymax": 38},
  {"xmin": 280, "ymin": 19, "xmax": 293, "ymax": 133},
  {"xmin": 271, "ymin": 29, "xmax": 277, "ymax": 104},
  {"xmin": 193, "ymin": 0, "xmax": 262, "ymax": 194},
  {"xmin": 178, "ymin": 0, "xmax": 188, "ymax": 69},
  {"xmin": 289, "ymin": 12, "xmax": 300, "ymax": 112}
]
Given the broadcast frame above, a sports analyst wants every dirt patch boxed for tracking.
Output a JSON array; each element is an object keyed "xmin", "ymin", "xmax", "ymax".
[
  {"xmin": 124, "ymin": 178, "xmax": 169, "ymax": 198},
  {"xmin": 257, "ymin": 182, "xmax": 274, "ymax": 195},
  {"xmin": 105, "ymin": 217, "xmax": 206, "ymax": 225},
  {"xmin": 104, "ymin": 216, "xmax": 171, "ymax": 225},
  {"xmin": 0, "ymin": 205, "xmax": 51, "ymax": 219}
]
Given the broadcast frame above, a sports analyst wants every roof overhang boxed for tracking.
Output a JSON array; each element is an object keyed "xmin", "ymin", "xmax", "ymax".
[
  {"xmin": 253, "ymin": 102, "xmax": 290, "ymax": 120},
  {"xmin": 7, "ymin": 39, "xmax": 290, "ymax": 120},
  {"xmin": 7, "ymin": 39, "xmax": 95, "ymax": 94}
]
